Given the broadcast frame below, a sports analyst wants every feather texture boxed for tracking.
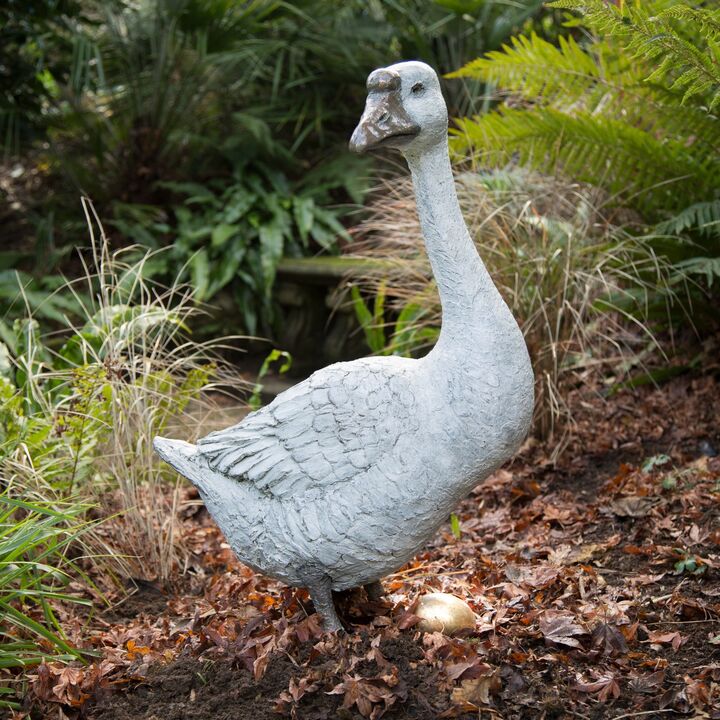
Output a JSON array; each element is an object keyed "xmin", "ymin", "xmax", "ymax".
[{"xmin": 196, "ymin": 358, "xmax": 419, "ymax": 500}]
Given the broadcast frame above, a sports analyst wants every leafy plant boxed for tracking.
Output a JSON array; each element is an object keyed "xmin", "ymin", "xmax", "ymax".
[
  {"xmin": 350, "ymin": 285, "xmax": 439, "ymax": 357},
  {"xmin": 449, "ymin": 0, "xmax": 720, "ymax": 309},
  {"xmin": 248, "ymin": 348, "xmax": 292, "ymax": 412},
  {"xmin": 372, "ymin": 0, "xmax": 550, "ymax": 118},
  {"xmin": 1, "ymin": 202, "xmax": 247, "ymax": 582},
  {"xmin": 672, "ymin": 551, "xmax": 707, "ymax": 576},
  {"xmin": 0, "ymin": 494, "xmax": 95, "ymax": 709},
  {"xmin": 0, "ymin": 0, "xmax": 90, "ymax": 155},
  {"xmin": 116, "ymin": 163, "xmax": 353, "ymax": 334}
]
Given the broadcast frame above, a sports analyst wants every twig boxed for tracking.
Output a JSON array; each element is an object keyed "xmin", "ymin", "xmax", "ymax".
[
  {"xmin": 612, "ymin": 709, "xmax": 675, "ymax": 719},
  {"xmin": 646, "ymin": 619, "xmax": 718, "ymax": 624}
]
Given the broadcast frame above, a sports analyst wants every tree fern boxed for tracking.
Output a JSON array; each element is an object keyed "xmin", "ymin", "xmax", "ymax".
[
  {"xmin": 453, "ymin": 1, "xmax": 720, "ymax": 217},
  {"xmin": 550, "ymin": 0, "xmax": 720, "ymax": 108},
  {"xmin": 451, "ymin": 30, "xmax": 720, "ymax": 152},
  {"xmin": 453, "ymin": 107, "xmax": 714, "ymax": 214}
]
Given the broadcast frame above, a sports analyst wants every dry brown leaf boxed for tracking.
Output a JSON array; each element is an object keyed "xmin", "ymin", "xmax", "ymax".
[
  {"xmin": 609, "ymin": 496, "xmax": 660, "ymax": 518},
  {"xmin": 575, "ymin": 674, "xmax": 621, "ymax": 702},
  {"xmin": 591, "ymin": 622, "xmax": 629, "ymax": 656},
  {"xmin": 450, "ymin": 667, "xmax": 501, "ymax": 707},
  {"xmin": 646, "ymin": 629, "xmax": 686, "ymax": 652},
  {"xmin": 539, "ymin": 610, "xmax": 587, "ymax": 648}
]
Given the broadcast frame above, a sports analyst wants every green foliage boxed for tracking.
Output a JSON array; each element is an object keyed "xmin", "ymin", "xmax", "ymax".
[
  {"xmin": 0, "ymin": 494, "xmax": 94, "ymax": 707},
  {"xmin": 351, "ymin": 285, "xmax": 439, "ymax": 357},
  {"xmin": 455, "ymin": 106, "xmax": 713, "ymax": 216},
  {"xmin": 3, "ymin": 0, "xmax": 560, "ymax": 337},
  {"xmin": 550, "ymin": 0, "xmax": 720, "ymax": 109},
  {"xmin": 450, "ymin": 0, "xmax": 720, "ymax": 311},
  {"xmin": 0, "ymin": 214, "xmax": 246, "ymax": 582},
  {"xmin": 248, "ymin": 349, "xmax": 292, "ymax": 411},
  {"xmin": 0, "ymin": 270, "xmax": 83, "ymax": 348},
  {"xmin": 116, "ymin": 163, "xmax": 354, "ymax": 333},
  {"xmin": 371, "ymin": 0, "xmax": 549, "ymax": 117},
  {"xmin": 351, "ymin": 285, "xmax": 387, "ymax": 355},
  {"xmin": 0, "ymin": 0, "xmax": 90, "ymax": 154},
  {"xmin": 672, "ymin": 551, "xmax": 707, "ymax": 575}
]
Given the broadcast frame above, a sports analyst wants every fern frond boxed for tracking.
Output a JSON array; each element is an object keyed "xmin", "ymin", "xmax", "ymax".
[
  {"xmin": 549, "ymin": 0, "xmax": 720, "ymax": 108},
  {"xmin": 453, "ymin": 107, "xmax": 716, "ymax": 213},
  {"xmin": 656, "ymin": 200, "xmax": 720, "ymax": 237},
  {"xmin": 449, "ymin": 29, "xmax": 720, "ymax": 152},
  {"xmin": 548, "ymin": 0, "xmax": 635, "ymax": 38},
  {"xmin": 659, "ymin": 5, "xmax": 720, "ymax": 42},
  {"xmin": 672, "ymin": 256, "xmax": 720, "ymax": 287},
  {"xmin": 448, "ymin": 33, "xmax": 609, "ymax": 106}
]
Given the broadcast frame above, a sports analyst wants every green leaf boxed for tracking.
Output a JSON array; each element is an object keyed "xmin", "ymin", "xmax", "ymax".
[
  {"xmin": 258, "ymin": 222, "xmax": 285, "ymax": 296},
  {"xmin": 211, "ymin": 223, "xmax": 238, "ymax": 248},
  {"xmin": 350, "ymin": 286, "xmax": 386, "ymax": 354},
  {"xmin": 450, "ymin": 513, "xmax": 462, "ymax": 539},
  {"xmin": 293, "ymin": 196, "xmax": 315, "ymax": 245},
  {"xmin": 248, "ymin": 349, "xmax": 293, "ymax": 411},
  {"xmin": 189, "ymin": 249, "xmax": 211, "ymax": 301}
]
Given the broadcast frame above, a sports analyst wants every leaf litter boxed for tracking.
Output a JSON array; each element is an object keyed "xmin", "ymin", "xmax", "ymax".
[{"xmin": 14, "ymin": 372, "xmax": 720, "ymax": 719}]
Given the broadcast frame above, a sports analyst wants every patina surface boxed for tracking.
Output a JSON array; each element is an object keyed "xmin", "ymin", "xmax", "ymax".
[{"xmin": 154, "ymin": 61, "xmax": 534, "ymax": 632}]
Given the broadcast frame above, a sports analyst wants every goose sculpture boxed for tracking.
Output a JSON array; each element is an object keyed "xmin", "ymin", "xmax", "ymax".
[{"xmin": 154, "ymin": 61, "xmax": 534, "ymax": 632}]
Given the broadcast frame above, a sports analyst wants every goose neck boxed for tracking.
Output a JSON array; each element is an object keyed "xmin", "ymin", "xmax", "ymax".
[{"xmin": 404, "ymin": 141, "xmax": 500, "ymax": 346}]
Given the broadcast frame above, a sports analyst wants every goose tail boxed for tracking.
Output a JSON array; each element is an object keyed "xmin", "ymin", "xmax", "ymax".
[{"xmin": 153, "ymin": 436, "xmax": 211, "ymax": 493}]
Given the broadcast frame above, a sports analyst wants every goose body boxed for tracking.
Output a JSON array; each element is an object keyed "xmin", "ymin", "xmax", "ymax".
[{"xmin": 154, "ymin": 62, "xmax": 534, "ymax": 631}]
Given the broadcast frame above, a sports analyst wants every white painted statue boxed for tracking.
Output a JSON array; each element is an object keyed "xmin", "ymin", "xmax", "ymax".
[{"xmin": 154, "ymin": 61, "xmax": 534, "ymax": 632}]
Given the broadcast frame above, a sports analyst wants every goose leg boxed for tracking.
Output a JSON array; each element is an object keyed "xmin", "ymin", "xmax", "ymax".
[
  {"xmin": 364, "ymin": 580, "xmax": 385, "ymax": 601},
  {"xmin": 310, "ymin": 578, "xmax": 343, "ymax": 632}
]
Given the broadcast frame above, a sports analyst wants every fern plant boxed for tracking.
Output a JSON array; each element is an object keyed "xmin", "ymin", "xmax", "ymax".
[{"xmin": 449, "ymin": 0, "xmax": 720, "ymax": 300}]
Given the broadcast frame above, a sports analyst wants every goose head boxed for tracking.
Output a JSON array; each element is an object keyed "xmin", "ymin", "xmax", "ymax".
[{"xmin": 349, "ymin": 61, "xmax": 448, "ymax": 156}]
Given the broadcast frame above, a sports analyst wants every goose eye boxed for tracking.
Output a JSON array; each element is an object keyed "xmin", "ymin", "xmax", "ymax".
[{"xmin": 411, "ymin": 82, "xmax": 424, "ymax": 94}]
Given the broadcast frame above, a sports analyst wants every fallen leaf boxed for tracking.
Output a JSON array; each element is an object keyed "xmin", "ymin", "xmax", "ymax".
[
  {"xmin": 609, "ymin": 496, "xmax": 659, "ymax": 518},
  {"xmin": 450, "ymin": 667, "xmax": 501, "ymax": 707},
  {"xmin": 539, "ymin": 611, "xmax": 587, "ymax": 648},
  {"xmin": 576, "ymin": 674, "xmax": 621, "ymax": 702},
  {"xmin": 646, "ymin": 630, "xmax": 685, "ymax": 652},
  {"xmin": 592, "ymin": 623, "xmax": 628, "ymax": 656}
]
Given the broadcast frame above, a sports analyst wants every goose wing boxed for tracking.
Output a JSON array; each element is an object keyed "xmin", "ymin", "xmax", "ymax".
[{"xmin": 196, "ymin": 358, "xmax": 418, "ymax": 500}]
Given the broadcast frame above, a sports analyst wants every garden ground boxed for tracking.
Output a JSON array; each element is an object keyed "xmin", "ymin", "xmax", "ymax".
[{"xmin": 24, "ymin": 354, "xmax": 720, "ymax": 720}]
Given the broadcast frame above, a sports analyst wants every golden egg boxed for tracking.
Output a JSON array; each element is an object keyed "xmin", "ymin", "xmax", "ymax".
[{"xmin": 415, "ymin": 592, "xmax": 476, "ymax": 635}]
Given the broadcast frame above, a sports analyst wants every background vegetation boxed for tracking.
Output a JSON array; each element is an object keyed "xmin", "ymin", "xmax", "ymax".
[{"xmin": 1, "ymin": 0, "xmax": 718, "ymax": 710}]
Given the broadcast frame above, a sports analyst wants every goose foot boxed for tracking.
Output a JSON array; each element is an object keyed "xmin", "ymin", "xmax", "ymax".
[
  {"xmin": 364, "ymin": 580, "xmax": 385, "ymax": 601},
  {"xmin": 309, "ymin": 578, "xmax": 343, "ymax": 633}
]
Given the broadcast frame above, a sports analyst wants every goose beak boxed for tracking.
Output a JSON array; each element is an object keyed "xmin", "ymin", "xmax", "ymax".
[{"xmin": 349, "ymin": 71, "xmax": 419, "ymax": 153}]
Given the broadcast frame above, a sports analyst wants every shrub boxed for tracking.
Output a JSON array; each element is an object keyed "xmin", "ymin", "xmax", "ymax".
[
  {"xmin": 448, "ymin": 0, "xmax": 720, "ymax": 317},
  {"xmin": 113, "ymin": 162, "xmax": 355, "ymax": 334}
]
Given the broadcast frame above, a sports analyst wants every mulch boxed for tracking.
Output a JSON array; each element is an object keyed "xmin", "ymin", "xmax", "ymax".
[{"xmin": 20, "ymin": 369, "xmax": 720, "ymax": 720}]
